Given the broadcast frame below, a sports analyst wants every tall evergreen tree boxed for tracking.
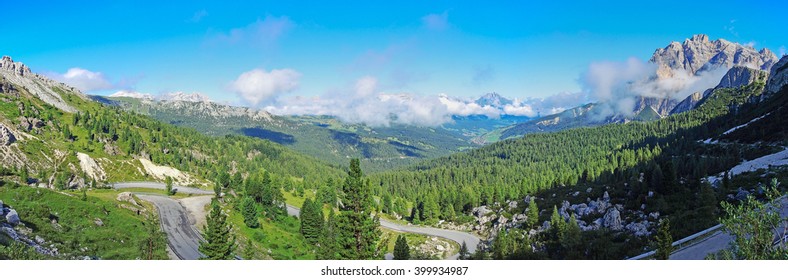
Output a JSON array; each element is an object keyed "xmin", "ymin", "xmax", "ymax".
[
  {"xmin": 335, "ymin": 159, "xmax": 381, "ymax": 260},
  {"xmin": 655, "ymin": 218, "xmax": 673, "ymax": 260},
  {"xmin": 562, "ymin": 214, "xmax": 582, "ymax": 259},
  {"xmin": 393, "ymin": 235, "xmax": 410, "ymax": 260},
  {"xmin": 199, "ymin": 201, "xmax": 236, "ymax": 260},
  {"xmin": 317, "ymin": 210, "xmax": 338, "ymax": 260},
  {"xmin": 300, "ymin": 198, "xmax": 324, "ymax": 245},
  {"xmin": 242, "ymin": 196, "xmax": 259, "ymax": 228},
  {"xmin": 525, "ymin": 197, "xmax": 539, "ymax": 230}
]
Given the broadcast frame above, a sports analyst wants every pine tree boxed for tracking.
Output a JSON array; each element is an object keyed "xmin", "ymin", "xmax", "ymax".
[
  {"xmin": 393, "ymin": 235, "xmax": 410, "ymax": 260},
  {"xmin": 317, "ymin": 210, "xmax": 338, "ymax": 260},
  {"xmin": 655, "ymin": 218, "xmax": 673, "ymax": 260},
  {"xmin": 199, "ymin": 201, "xmax": 236, "ymax": 260},
  {"xmin": 525, "ymin": 197, "xmax": 539, "ymax": 230},
  {"xmin": 300, "ymin": 198, "xmax": 324, "ymax": 245},
  {"xmin": 382, "ymin": 193, "xmax": 392, "ymax": 214},
  {"xmin": 458, "ymin": 241, "xmax": 469, "ymax": 260},
  {"xmin": 242, "ymin": 196, "xmax": 259, "ymax": 228},
  {"xmin": 335, "ymin": 159, "xmax": 380, "ymax": 260},
  {"xmin": 164, "ymin": 176, "xmax": 173, "ymax": 196},
  {"xmin": 562, "ymin": 214, "xmax": 582, "ymax": 259},
  {"xmin": 547, "ymin": 205, "xmax": 567, "ymax": 257}
]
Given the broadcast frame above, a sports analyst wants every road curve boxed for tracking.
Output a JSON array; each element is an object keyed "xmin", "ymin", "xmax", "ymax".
[
  {"xmin": 136, "ymin": 194, "xmax": 205, "ymax": 260},
  {"xmin": 286, "ymin": 205, "xmax": 479, "ymax": 259},
  {"xmin": 113, "ymin": 182, "xmax": 214, "ymax": 195},
  {"xmin": 117, "ymin": 182, "xmax": 480, "ymax": 260}
]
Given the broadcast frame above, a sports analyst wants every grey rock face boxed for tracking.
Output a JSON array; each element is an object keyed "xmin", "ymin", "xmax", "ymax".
[
  {"xmin": 0, "ymin": 124, "xmax": 16, "ymax": 146},
  {"xmin": 766, "ymin": 55, "xmax": 788, "ymax": 94},
  {"xmin": 602, "ymin": 208, "xmax": 622, "ymax": 230},
  {"xmin": 717, "ymin": 66, "xmax": 768, "ymax": 89}
]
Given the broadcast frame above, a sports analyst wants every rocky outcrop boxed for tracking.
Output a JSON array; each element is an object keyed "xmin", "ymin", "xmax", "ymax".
[
  {"xmin": 632, "ymin": 96, "xmax": 679, "ymax": 117},
  {"xmin": 77, "ymin": 152, "xmax": 106, "ymax": 181},
  {"xmin": 671, "ymin": 66, "xmax": 768, "ymax": 115},
  {"xmin": 717, "ymin": 66, "xmax": 768, "ymax": 89},
  {"xmin": 766, "ymin": 55, "xmax": 788, "ymax": 94},
  {"xmin": 0, "ymin": 123, "xmax": 16, "ymax": 145},
  {"xmin": 650, "ymin": 34, "xmax": 777, "ymax": 78},
  {"xmin": 0, "ymin": 56, "xmax": 84, "ymax": 113},
  {"xmin": 671, "ymin": 90, "xmax": 710, "ymax": 114},
  {"xmin": 0, "ymin": 56, "xmax": 32, "ymax": 76}
]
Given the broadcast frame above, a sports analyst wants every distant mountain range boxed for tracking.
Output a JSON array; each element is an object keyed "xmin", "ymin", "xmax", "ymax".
[
  {"xmin": 476, "ymin": 34, "xmax": 779, "ymax": 143},
  {"xmin": 101, "ymin": 90, "xmax": 534, "ymax": 170}
]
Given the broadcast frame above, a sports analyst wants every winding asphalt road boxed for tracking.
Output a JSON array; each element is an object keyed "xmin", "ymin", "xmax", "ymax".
[
  {"xmin": 135, "ymin": 194, "xmax": 205, "ymax": 260},
  {"xmin": 116, "ymin": 182, "xmax": 480, "ymax": 260},
  {"xmin": 113, "ymin": 182, "xmax": 212, "ymax": 260}
]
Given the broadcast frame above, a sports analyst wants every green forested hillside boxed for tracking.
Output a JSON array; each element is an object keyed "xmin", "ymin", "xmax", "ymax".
[
  {"xmin": 370, "ymin": 78, "xmax": 784, "ymax": 237},
  {"xmin": 1, "ymin": 66, "xmax": 343, "ymax": 260},
  {"xmin": 105, "ymin": 97, "xmax": 476, "ymax": 172}
]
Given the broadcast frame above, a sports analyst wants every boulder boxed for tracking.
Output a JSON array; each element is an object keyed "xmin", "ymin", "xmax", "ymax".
[
  {"xmin": 116, "ymin": 192, "xmax": 139, "ymax": 206},
  {"xmin": 94, "ymin": 218, "xmax": 104, "ymax": 226},
  {"xmin": 625, "ymin": 221, "xmax": 652, "ymax": 237},
  {"xmin": 602, "ymin": 208, "xmax": 622, "ymax": 230},
  {"xmin": 5, "ymin": 209, "xmax": 20, "ymax": 226}
]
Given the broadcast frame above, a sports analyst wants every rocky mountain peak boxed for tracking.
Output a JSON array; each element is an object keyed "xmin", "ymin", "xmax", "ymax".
[
  {"xmin": 650, "ymin": 34, "xmax": 777, "ymax": 78},
  {"xmin": 0, "ymin": 55, "xmax": 81, "ymax": 112},
  {"xmin": 0, "ymin": 56, "xmax": 32, "ymax": 76},
  {"xmin": 159, "ymin": 91, "xmax": 211, "ymax": 103},
  {"xmin": 475, "ymin": 92, "xmax": 513, "ymax": 108},
  {"xmin": 688, "ymin": 34, "xmax": 709, "ymax": 43}
]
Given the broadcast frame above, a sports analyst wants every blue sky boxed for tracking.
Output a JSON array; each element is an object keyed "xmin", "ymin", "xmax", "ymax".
[{"xmin": 2, "ymin": 0, "xmax": 786, "ymax": 109}]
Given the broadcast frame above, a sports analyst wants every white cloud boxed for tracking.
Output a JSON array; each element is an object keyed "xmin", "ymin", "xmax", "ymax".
[
  {"xmin": 503, "ymin": 103, "xmax": 535, "ymax": 117},
  {"xmin": 581, "ymin": 57, "xmax": 730, "ymax": 119},
  {"xmin": 47, "ymin": 68, "xmax": 114, "ymax": 92},
  {"xmin": 438, "ymin": 95, "xmax": 500, "ymax": 118},
  {"xmin": 209, "ymin": 15, "xmax": 294, "ymax": 46},
  {"xmin": 354, "ymin": 76, "xmax": 378, "ymax": 97},
  {"xmin": 421, "ymin": 12, "xmax": 449, "ymax": 31},
  {"xmin": 231, "ymin": 68, "xmax": 301, "ymax": 106}
]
